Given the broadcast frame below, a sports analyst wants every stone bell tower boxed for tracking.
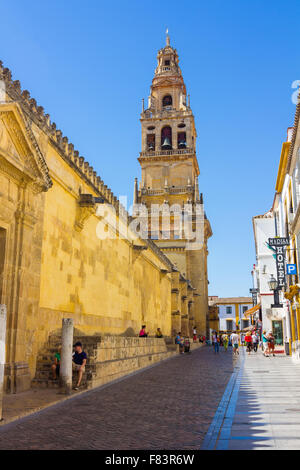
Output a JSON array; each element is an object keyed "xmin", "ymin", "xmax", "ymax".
[{"xmin": 134, "ymin": 32, "xmax": 212, "ymax": 335}]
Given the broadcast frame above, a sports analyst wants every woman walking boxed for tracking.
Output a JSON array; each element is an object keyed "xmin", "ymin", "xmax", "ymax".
[
  {"xmin": 223, "ymin": 333, "xmax": 229, "ymax": 352},
  {"xmin": 268, "ymin": 331, "xmax": 276, "ymax": 357},
  {"xmin": 212, "ymin": 331, "xmax": 220, "ymax": 354},
  {"xmin": 193, "ymin": 326, "xmax": 197, "ymax": 343},
  {"xmin": 245, "ymin": 332, "xmax": 253, "ymax": 355},
  {"xmin": 262, "ymin": 330, "xmax": 269, "ymax": 357}
]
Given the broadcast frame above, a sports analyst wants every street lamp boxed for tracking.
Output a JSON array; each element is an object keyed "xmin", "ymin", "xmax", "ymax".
[{"xmin": 268, "ymin": 274, "xmax": 283, "ymax": 308}]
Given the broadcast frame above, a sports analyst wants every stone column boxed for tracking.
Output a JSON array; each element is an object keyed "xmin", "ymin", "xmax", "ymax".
[
  {"xmin": 171, "ymin": 271, "xmax": 181, "ymax": 336},
  {"xmin": 0, "ymin": 305, "xmax": 7, "ymax": 420},
  {"xmin": 188, "ymin": 301, "xmax": 195, "ymax": 337},
  {"xmin": 180, "ymin": 279, "xmax": 189, "ymax": 336},
  {"xmin": 60, "ymin": 318, "xmax": 74, "ymax": 395}
]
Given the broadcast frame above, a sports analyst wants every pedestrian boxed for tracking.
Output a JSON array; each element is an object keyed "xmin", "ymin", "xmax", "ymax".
[
  {"xmin": 240, "ymin": 333, "xmax": 245, "ymax": 346},
  {"xmin": 139, "ymin": 325, "xmax": 148, "ymax": 337},
  {"xmin": 175, "ymin": 332, "xmax": 184, "ymax": 354},
  {"xmin": 267, "ymin": 331, "xmax": 276, "ymax": 357},
  {"xmin": 193, "ymin": 326, "xmax": 197, "ymax": 342},
  {"xmin": 184, "ymin": 337, "xmax": 191, "ymax": 354},
  {"xmin": 262, "ymin": 330, "xmax": 269, "ymax": 357},
  {"xmin": 245, "ymin": 332, "xmax": 253, "ymax": 355},
  {"xmin": 72, "ymin": 341, "xmax": 87, "ymax": 390},
  {"xmin": 230, "ymin": 331, "xmax": 240, "ymax": 355},
  {"xmin": 223, "ymin": 333, "xmax": 229, "ymax": 352},
  {"xmin": 155, "ymin": 328, "xmax": 163, "ymax": 338},
  {"xmin": 212, "ymin": 331, "xmax": 219, "ymax": 354},
  {"xmin": 252, "ymin": 331, "xmax": 258, "ymax": 352},
  {"xmin": 51, "ymin": 347, "xmax": 61, "ymax": 380}
]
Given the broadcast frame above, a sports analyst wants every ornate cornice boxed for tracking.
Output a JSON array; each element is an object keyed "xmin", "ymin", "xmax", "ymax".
[{"xmin": 0, "ymin": 103, "xmax": 52, "ymax": 191}]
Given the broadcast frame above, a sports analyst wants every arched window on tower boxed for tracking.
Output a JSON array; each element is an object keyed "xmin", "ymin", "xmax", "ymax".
[
  {"xmin": 162, "ymin": 95, "xmax": 172, "ymax": 108},
  {"xmin": 147, "ymin": 134, "xmax": 155, "ymax": 151},
  {"xmin": 161, "ymin": 126, "xmax": 172, "ymax": 150},
  {"xmin": 177, "ymin": 132, "xmax": 187, "ymax": 149}
]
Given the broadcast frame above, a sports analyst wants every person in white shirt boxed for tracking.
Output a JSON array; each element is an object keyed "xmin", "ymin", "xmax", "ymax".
[
  {"xmin": 252, "ymin": 332, "xmax": 258, "ymax": 352},
  {"xmin": 230, "ymin": 331, "xmax": 239, "ymax": 355}
]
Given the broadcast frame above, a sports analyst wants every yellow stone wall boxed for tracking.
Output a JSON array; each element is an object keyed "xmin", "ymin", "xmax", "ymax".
[
  {"xmin": 34, "ymin": 151, "xmax": 172, "ymax": 375},
  {"xmin": 0, "ymin": 101, "xmax": 173, "ymax": 389}
]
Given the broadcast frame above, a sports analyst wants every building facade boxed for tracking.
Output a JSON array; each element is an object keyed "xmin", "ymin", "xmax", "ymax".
[
  {"xmin": 0, "ymin": 37, "xmax": 211, "ymax": 392},
  {"xmin": 133, "ymin": 33, "xmax": 212, "ymax": 335},
  {"xmin": 252, "ymin": 211, "xmax": 288, "ymax": 345},
  {"xmin": 208, "ymin": 296, "xmax": 252, "ymax": 334},
  {"xmin": 271, "ymin": 116, "xmax": 300, "ymax": 355},
  {"xmin": 252, "ymin": 117, "xmax": 300, "ymax": 354}
]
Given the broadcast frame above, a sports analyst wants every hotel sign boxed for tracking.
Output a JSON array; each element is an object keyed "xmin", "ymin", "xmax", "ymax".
[
  {"xmin": 268, "ymin": 237, "xmax": 289, "ymax": 246},
  {"xmin": 268, "ymin": 237, "xmax": 289, "ymax": 290},
  {"xmin": 249, "ymin": 288, "xmax": 258, "ymax": 305}
]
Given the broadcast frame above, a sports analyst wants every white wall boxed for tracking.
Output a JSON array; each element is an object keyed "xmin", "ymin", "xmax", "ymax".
[{"xmin": 218, "ymin": 303, "xmax": 253, "ymax": 331}]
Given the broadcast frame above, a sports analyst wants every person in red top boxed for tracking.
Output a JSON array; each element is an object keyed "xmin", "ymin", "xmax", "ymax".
[
  {"xmin": 139, "ymin": 325, "xmax": 148, "ymax": 337},
  {"xmin": 245, "ymin": 332, "xmax": 253, "ymax": 355}
]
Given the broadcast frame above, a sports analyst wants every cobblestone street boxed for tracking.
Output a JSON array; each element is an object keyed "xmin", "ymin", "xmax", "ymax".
[{"xmin": 0, "ymin": 346, "xmax": 235, "ymax": 450}]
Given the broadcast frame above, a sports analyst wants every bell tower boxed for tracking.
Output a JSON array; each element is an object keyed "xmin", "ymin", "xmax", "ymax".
[
  {"xmin": 138, "ymin": 31, "xmax": 199, "ymax": 198},
  {"xmin": 134, "ymin": 32, "xmax": 212, "ymax": 335}
]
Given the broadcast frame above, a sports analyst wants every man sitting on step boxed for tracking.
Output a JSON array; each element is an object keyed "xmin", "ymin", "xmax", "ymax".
[{"xmin": 72, "ymin": 342, "xmax": 87, "ymax": 390}]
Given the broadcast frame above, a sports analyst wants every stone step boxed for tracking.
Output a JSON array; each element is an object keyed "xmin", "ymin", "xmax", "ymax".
[
  {"xmin": 32, "ymin": 378, "xmax": 89, "ymax": 390},
  {"xmin": 36, "ymin": 353, "xmax": 96, "ymax": 363},
  {"xmin": 48, "ymin": 336, "xmax": 102, "ymax": 346},
  {"xmin": 34, "ymin": 369, "xmax": 90, "ymax": 381}
]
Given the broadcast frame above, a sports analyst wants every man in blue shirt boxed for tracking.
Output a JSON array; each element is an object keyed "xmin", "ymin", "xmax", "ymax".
[{"xmin": 72, "ymin": 341, "xmax": 87, "ymax": 390}]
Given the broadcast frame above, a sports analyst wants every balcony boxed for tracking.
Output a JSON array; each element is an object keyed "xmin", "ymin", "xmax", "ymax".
[
  {"xmin": 139, "ymin": 147, "xmax": 195, "ymax": 158},
  {"xmin": 141, "ymin": 108, "xmax": 192, "ymax": 120},
  {"xmin": 141, "ymin": 185, "xmax": 194, "ymax": 196}
]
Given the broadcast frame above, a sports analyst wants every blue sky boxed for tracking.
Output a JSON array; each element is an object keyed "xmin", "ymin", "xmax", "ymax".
[{"xmin": 1, "ymin": 0, "xmax": 300, "ymax": 297}]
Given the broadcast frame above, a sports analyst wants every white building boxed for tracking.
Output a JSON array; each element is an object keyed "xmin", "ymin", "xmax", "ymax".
[
  {"xmin": 209, "ymin": 296, "xmax": 253, "ymax": 333},
  {"xmin": 272, "ymin": 126, "xmax": 300, "ymax": 354},
  {"xmin": 252, "ymin": 211, "xmax": 290, "ymax": 345}
]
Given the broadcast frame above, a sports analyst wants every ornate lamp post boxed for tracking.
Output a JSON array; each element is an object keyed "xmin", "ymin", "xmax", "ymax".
[{"xmin": 269, "ymin": 274, "xmax": 283, "ymax": 308}]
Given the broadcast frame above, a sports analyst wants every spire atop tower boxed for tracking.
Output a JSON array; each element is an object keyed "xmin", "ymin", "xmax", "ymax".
[{"xmin": 166, "ymin": 28, "xmax": 170, "ymax": 46}]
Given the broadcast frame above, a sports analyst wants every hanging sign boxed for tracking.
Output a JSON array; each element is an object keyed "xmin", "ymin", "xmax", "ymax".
[
  {"xmin": 249, "ymin": 288, "xmax": 258, "ymax": 305},
  {"xmin": 268, "ymin": 237, "xmax": 289, "ymax": 290}
]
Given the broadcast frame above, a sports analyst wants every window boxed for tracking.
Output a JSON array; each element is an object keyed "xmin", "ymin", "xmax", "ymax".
[
  {"xmin": 242, "ymin": 306, "xmax": 248, "ymax": 314},
  {"xmin": 162, "ymin": 95, "xmax": 172, "ymax": 107},
  {"xmin": 226, "ymin": 320, "xmax": 233, "ymax": 331},
  {"xmin": 241, "ymin": 319, "xmax": 249, "ymax": 329},
  {"xmin": 161, "ymin": 126, "xmax": 172, "ymax": 149},
  {"xmin": 164, "ymin": 60, "xmax": 170, "ymax": 66},
  {"xmin": 226, "ymin": 306, "xmax": 232, "ymax": 315}
]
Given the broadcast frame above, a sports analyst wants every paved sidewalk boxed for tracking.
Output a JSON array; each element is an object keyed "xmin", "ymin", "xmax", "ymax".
[
  {"xmin": 0, "ymin": 346, "xmax": 234, "ymax": 450},
  {"xmin": 0, "ymin": 342, "xmax": 203, "ymax": 426},
  {"xmin": 203, "ymin": 348, "xmax": 300, "ymax": 450},
  {"xmin": 1, "ymin": 388, "xmax": 87, "ymax": 425}
]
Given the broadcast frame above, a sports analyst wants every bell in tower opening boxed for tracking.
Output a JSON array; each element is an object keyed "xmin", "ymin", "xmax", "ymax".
[{"xmin": 161, "ymin": 126, "xmax": 172, "ymax": 150}]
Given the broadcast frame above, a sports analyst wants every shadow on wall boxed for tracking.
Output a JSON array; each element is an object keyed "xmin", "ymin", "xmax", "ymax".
[{"xmin": 49, "ymin": 326, "xmax": 138, "ymax": 338}]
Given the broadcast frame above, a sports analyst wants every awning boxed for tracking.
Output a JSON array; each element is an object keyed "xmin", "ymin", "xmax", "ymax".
[
  {"xmin": 243, "ymin": 325, "xmax": 256, "ymax": 332},
  {"xmin": 243, "ymin": 303, "xmax": 261, "ymax": 317}
]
